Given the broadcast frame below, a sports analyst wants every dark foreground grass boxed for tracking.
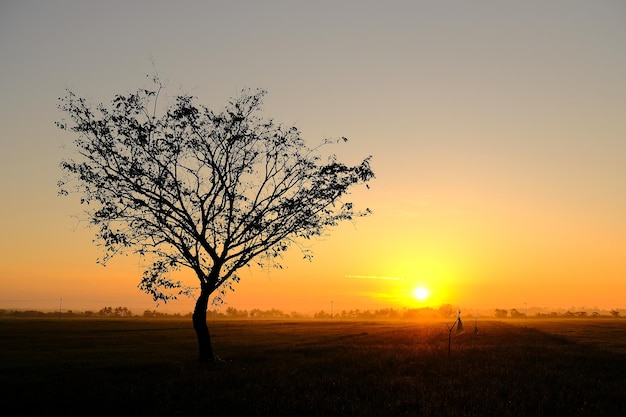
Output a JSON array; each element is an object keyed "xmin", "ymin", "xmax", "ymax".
[{"xmin": 1, "ymin": 318, "xmax": 625, "ymax": 417}]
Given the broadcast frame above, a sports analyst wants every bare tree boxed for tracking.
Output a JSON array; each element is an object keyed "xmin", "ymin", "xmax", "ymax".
[{"xmin": 57, "ymin": 79, "xmax": 374, "ymax": 361}]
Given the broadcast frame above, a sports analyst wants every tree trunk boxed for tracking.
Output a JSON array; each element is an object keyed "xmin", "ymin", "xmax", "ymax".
[{"xmin": 192, "ymin": 287, "xmax": 214, "ymax": 362}]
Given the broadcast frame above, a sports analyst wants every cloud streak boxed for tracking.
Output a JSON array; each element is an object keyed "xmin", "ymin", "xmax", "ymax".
[{"xmin": 345, "ymin": 275, "xmax": 405, "ymax": 282}]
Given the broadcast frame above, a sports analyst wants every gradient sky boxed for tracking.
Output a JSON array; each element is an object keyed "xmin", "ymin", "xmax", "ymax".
[{"xmin": 1, "ymin": 1, "xmax": 625, "ymax": 314}]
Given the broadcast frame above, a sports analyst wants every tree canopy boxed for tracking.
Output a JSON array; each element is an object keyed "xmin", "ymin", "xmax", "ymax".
[{"xmin": 58, "ymin": 82, "xmax": 374, "ymax": 307}]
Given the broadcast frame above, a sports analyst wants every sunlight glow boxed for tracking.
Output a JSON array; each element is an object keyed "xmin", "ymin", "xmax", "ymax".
[{"xmin": 413, "ymin": 286, "xmax": 430, "ymax": 301}]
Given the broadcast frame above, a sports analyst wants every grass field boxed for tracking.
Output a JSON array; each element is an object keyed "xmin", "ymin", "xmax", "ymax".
[{"xmin": 1, "ymin": 318, "xmax": 625, "ymax": 416}]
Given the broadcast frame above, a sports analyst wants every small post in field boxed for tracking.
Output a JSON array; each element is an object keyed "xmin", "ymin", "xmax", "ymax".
[{"xmin": 447, "ymin": 309, "xmax": 464, "ymax": 356}]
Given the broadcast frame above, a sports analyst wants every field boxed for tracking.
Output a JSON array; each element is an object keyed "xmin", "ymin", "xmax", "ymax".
[{"xmin": 1, "ymin": 318, "xmax": 625, "ymax": 416}]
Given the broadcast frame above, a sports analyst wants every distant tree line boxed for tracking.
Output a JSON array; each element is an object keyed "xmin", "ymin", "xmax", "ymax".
[
  {"xmin": 0, "ymin": 306, "xmax": 622, "ymax": 319},
  {"xmin": 0, "ymin": 307, "xmax": 139, "ymax": 318},
  {"xmin": 216, "ymin": 305, "xmax": 465, "ymax": 320},
  {"xmin": 0, "ymin": 306, "xmax": 461, "ymax": 320},
  {"xmin": 494, "ymin": 308, "xmax": 621, "ymax": 318},
  {"xmin": 97, "ymin": 306, "xmax": 132, "ymax": 317},
  {"xmin": 312, "ymin": 305, "xmax": 464, "ymax": 320}
]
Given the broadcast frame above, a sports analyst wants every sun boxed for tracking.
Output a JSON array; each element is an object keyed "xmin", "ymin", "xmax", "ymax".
[{"xmin": 412, "ymin": 286, "xmax": 430, "ymax": 301}]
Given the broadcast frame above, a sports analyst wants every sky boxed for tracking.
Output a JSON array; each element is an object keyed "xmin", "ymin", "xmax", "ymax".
[{"xmin": 1, "ymin": 0, "xmax": 626, "ymax": 314}]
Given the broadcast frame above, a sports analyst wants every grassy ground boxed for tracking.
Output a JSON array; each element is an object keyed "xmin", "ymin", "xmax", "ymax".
[
  {"xmin": 512, "ymin": 317, "xmax": 626, "ymax": 354},
  {"xmin": 1, "ymin": 318, "xmax": 625, "ymax": 416}
]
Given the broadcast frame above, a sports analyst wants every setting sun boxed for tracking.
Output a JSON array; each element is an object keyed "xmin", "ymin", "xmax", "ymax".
[{"xmin": 413, "ymin": 286, "xmax": 430, "ymax": 301}]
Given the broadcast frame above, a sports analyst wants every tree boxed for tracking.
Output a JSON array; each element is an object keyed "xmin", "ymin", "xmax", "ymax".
[
  {"xmin": 510, "ymin": 308, "xmax": 525, "ymax": 319},
  {"xmin": 57, "ymin": 79, "xmax": 375, "ymax": 361},
  {"xmin": 438, "ymin": 303, "xmax": 456, "ymax": 318},
  {"xmin": 494, "ymin": 309, "xmax": 508, "ymax": 318}
]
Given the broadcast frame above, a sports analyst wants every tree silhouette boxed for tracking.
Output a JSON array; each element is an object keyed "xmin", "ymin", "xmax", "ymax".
[{"xmin": 57, "ymin": 79, "xmax": 374, "ymax": 361}]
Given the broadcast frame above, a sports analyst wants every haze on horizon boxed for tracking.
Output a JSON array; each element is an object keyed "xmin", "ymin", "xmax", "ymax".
[{"xmin": 1, "ymin": 1, "xmax": 626, "ymax": 315}]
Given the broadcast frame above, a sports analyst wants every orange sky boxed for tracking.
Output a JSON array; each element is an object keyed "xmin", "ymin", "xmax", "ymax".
[{"xmin": 1, "ymin": 1, "xmax": 626, "ymax": 314}]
